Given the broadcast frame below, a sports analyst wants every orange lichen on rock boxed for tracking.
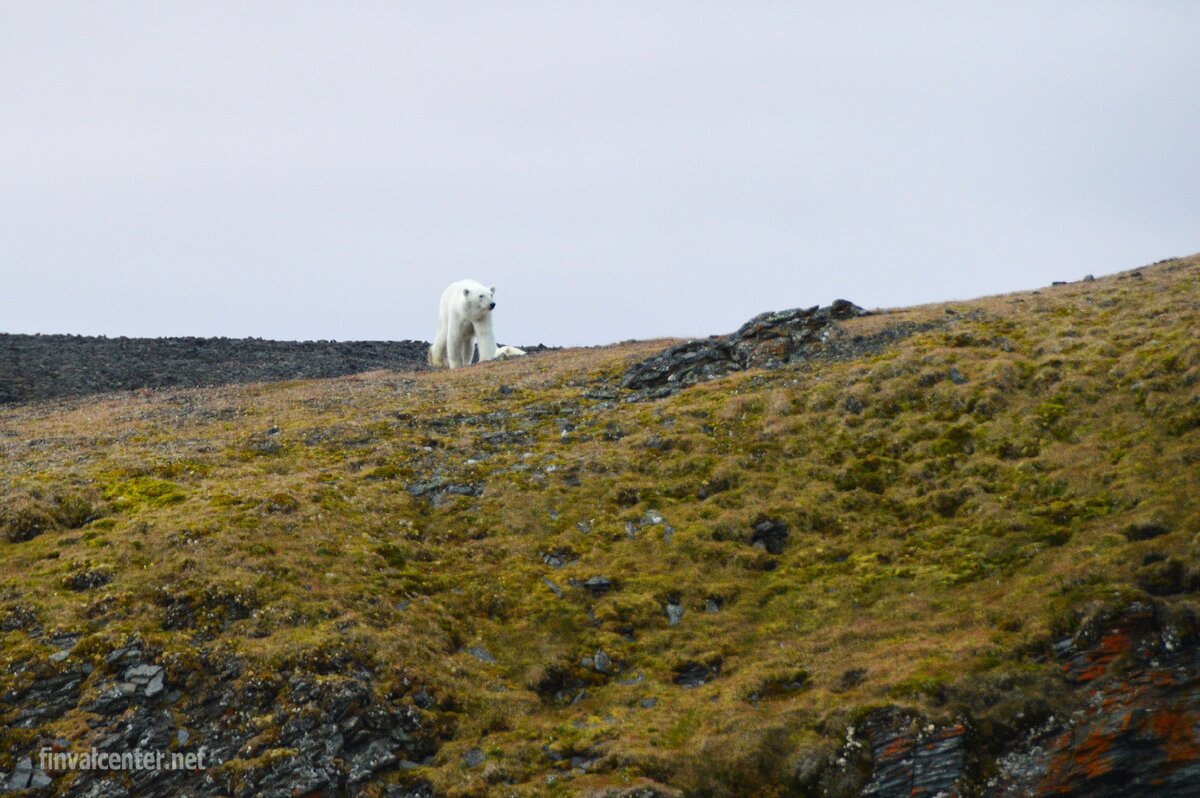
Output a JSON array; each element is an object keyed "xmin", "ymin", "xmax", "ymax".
[
  {"xmin": 1072, "ymin": 729, "xmax": 1115, "ymax": 779},
  {"xmin": 1152, "ymin": 710, "xmax": 1200, "ymax": 763}
]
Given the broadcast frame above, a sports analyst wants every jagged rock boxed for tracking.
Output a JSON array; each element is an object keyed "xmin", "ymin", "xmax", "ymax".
[
  {"xmin": 5, "ymin": 757, "xmax": 32, "ymax": 791},
  {"xmin": 571, "ymin": 752, "xmax": 600, "ymax": 771},
  {"xmin": 621, "ymin": 300, "xmax": 867, "ymax": 400},
  {"xmin": 71, "ymin": 779, "xmax": 131, "ymax": 798},
  {"xmin": 479, "ymin": 429, "xmax": 531, "ymax": 446},
  {"xmin": 569, "ymin": 576, "xmax": 614, "ymax": 596},
  {"xmin": 593, "ymin": 649, "xmax": 615, "ymax": 674},
  {"xmin": 65, "ymin": 569, "xmax": 112, "ymax": 591},
  {"xmin": 665, "ymin": 602, "xmax": 684, "ymax": 627},
  {"xmin": 406, "ymin": 476, "xmax": 484, "ymax": 502},
  {"xmin": 87, "ymin": 681, "xmax": 138, "ymax": 715},
  {"xmin": 672, "ymin": 660, "xmax": 720, "ymax": 688},
  {"xmin": 0, "ymin": 605, "xmax": 38, "ymax": 631},
  {"xmin": 987, "ymin": 604, "xmax": 1200, "ymax": 797},
  {"xmin": 124, "ymin": 663, "xmax": 166, "ymax": 695},
  {"xmin": 750, "ymin": 518, "xmax": 789, "ymax": 555},
  {"xmin": 2, "ymin": 646, "xmax": 442, "ymax": 798},
  {"xmin": 541, "ymin": 548, "xmax": 577, "ymax": 568},
  {"xmin": 462, "ymin": 747, "xmax": 487, "ymax": 767},
  {"xmin": 467, "ymin": 646, "xmax": 496, "ymax": 664},
  {"xmin": 8, "ymin": 670, "xmax": 84, "ymax": 727},
  {"xmin": 104, "ymin": 642, "xmax": 143, "ymax": 668},
  {"xmin": 860, "ymin": 712, "xmax": 966, "ymax": 798},
  {"xmin": 348, "ymin": 738, "xmax": 398, "ymax": 783}
]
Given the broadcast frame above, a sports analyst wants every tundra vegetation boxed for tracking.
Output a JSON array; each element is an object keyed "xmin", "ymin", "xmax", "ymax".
[{"xmin": 0, "ymin": 256, "xmax": 1197, "ymax": 796}]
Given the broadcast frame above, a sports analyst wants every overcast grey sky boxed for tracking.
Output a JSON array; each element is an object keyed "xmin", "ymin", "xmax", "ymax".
[{"xmin": 2, "ymin": 3, "xmax": 1197, "ymax": 346}]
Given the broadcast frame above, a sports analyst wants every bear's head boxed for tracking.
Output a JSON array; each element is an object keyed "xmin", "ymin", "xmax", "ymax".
[{"xmin": 463, "ymin": 285, "xmax": 496, "ymax": 317}]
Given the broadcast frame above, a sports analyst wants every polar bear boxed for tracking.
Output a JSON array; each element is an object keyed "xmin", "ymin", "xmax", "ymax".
[
  {"xmin": 428, "ymin": 279, "xmax": 497, "ymax": 369},
  {"xmin": 494, "ymin": 345, "xmax": 526, "ymax": 360}
]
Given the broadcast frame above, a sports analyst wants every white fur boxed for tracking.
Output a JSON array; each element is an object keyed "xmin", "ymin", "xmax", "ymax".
[
  {"xmin": 494, "ymin": 345, "xmax": 526, "ymax": 360},
  {"xmin": 427, "ymin": 280, "xmax": 497, "ymax": 369}
]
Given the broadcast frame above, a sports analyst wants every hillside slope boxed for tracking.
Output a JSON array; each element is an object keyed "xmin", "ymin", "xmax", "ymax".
[{"xmin": 1, "ymin": 255, "xmax": 1198, "ymax": 797}]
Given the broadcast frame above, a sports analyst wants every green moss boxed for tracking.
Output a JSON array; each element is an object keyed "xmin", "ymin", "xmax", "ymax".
[
  {"xmin": 364, "ymin": 464, "xmax": 403, "ymax": 480},
  {"xmin": 931, "ymin": 423, "xmax": 976, "ymax": 456},
  {"xmin": 103, "ymin": 477, "xmax": 187, "ymax": 511}
]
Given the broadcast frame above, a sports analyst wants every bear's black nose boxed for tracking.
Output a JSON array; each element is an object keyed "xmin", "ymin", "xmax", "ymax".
[{"xmin": 489, "ymin": 302, "xmax": 496, "ymax": 310}]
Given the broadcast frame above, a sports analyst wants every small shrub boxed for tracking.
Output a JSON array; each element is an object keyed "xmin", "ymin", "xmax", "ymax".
[
  {"xmin": 1, "ymin": 498, "xmax": 56, "ymax": 542},
  {"xmin": 52, "ymin": 491, "xmax": 99, "ymax": 528}
]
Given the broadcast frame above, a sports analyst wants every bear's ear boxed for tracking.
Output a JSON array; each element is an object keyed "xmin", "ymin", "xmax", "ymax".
[
  {"xmin": 490, "ymin": 286, "xmax": 495, "ymax": 295},
  {"xmin": 463, "ymin": 288, "xmax": 470, "ymax": 297}
]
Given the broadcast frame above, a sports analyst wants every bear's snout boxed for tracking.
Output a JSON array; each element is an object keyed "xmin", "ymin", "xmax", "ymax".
[{"xmin": 489, "ymin": 302, "xmax": 496, "ymax": 310}]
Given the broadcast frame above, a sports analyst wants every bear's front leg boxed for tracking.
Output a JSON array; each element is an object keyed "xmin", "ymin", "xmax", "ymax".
[{"xmin": 474, "ymin": 321, "xmax": 497, "ymax": 362}]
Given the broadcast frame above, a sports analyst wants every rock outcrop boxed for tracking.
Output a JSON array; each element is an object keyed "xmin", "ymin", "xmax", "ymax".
[
  {"xmin": 986, "ymin": 603, "xmax": 1200, "ymax": 797},
  {"xmin": 620, "ymin": 300, "xmax": 868, "ymax": 400},
  {"xmin": 836, "ymin": 602, "xmax": 1200, "ymax": 798},
  {"xmin": 0, "ymin": 637, "xmax": 442, "ymax": 797}
]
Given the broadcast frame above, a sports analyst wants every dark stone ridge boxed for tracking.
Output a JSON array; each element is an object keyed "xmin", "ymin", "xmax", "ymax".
[
  {"xmin": 620, "ymin": 300, "xmax": 868, "ymax": 400},
  {"xmin": 0, "ymin": 334, "xmax": 428, "ymax": 405},
  {"xmin": 0, "ymin": 334, "xmax": 556, "ymax": 405}
]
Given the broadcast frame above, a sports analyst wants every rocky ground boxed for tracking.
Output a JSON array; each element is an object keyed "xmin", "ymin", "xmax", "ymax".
[
  {"xmin": 0, "ymin": 336, "xmax": 552, "ymax": 405},
  {"xmin": 1, "ymin": 256, "xmax": 1198, "ymax": 796}
]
